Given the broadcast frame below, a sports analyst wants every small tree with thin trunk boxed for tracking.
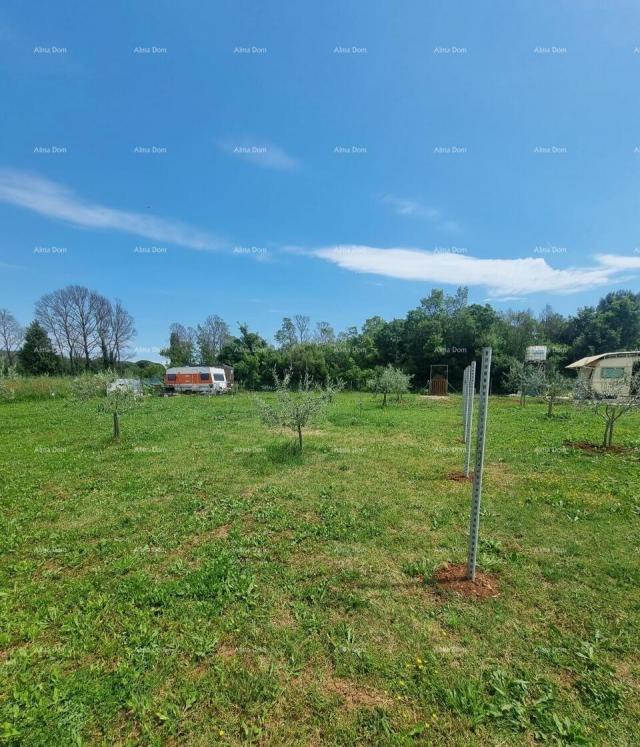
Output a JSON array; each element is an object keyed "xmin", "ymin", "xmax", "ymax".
[
  {"xmin": 540, "ymin": 365, "xmax": 570, "ymax": 417},
  {"xmin": 503, "ymin": 361, "xmax": 546, "ymax": 407},
  {"xmin": 254, "ymin": 371, "xmax": 342, "ymax": 452},
  {"xmin": 367, "ymin": 365, "xmax": 412, "ymax": 407},
  {"xmin": 72, "ymin": 371, "xmax": 142, "ymax": 441},
  {"xmin": 575, "ymin": 372, "xmax": 640, "ymax": 447}
]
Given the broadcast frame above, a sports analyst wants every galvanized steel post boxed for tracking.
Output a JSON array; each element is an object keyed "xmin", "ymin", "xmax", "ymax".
[
  {"xmin": 467, "ymin": 348, "xmax": 492, "ymax": 581},
  {"xmin": 461, "ymin": 366, "xmax": 469, "ymax": 441},
  {"xmin": 464, "ymin": 360, "xmax": 476, "ymax": 477}
]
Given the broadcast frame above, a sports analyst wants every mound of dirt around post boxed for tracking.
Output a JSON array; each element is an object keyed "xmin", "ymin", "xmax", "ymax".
[
  {"xmin": 432, "ymin": 563, "xmax": 499, "ymax": 599},
  {"xmin": 447, "ymin": 471, "xmax": 474, "ymax": 482}
]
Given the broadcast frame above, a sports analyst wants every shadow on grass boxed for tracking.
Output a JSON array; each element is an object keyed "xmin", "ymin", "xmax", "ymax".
[{"xmin": 265, "ymin": 439, "xmax": 306, "ymax": 466}]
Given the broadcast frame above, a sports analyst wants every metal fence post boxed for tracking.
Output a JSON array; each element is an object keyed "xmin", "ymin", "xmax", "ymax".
[
  {"xmin": 462, "ymin": 366, "xmax": 469, "ymax": 441},
  {"xmin": 464, "ymin": 360, "xmax": 476, "ymax": 477},
  {"xmin": 467, "ymin": 348, "xmax": 492, "ymax": 581}
]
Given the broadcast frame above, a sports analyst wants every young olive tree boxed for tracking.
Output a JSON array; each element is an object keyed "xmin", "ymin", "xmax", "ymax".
[
  {"xmin": 367, "ymin": 365, "xmax": 412, "ymax": 407},
  {"xmin": 540, "ymin": 365, "xmax": 570, "ymax": 417},
  {"xmin": 575, "ymin": 372, "xmax": 640, "ymax": 447},
  {"xmin": 254, "ymin": 371, "xmax": 342, "ymax": 452},
  {"xmin": 503, "ymin": 361, "xmax": 546, "ymax": 407},
  {"xmin": 72, "ymin": 371, "xmax": 143, "ymax": 440}
]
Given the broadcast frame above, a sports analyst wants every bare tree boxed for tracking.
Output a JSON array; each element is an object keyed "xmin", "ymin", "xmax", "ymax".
[
  {"xmin": 0, "ymin": 309, "xmax": 23, "ymax": 365},
  {"xmin": 66, "ymin": 285, "xmax": 99, "ymax": 368},
  {"xmin": 35, "ymin": 288, "xmax": 134, "ymax": 372},
  {"xmin": 111, "ymin": 301, "xmax": 135, "ymax": 365},
  {"xmin": 315, "ymin": 321, "xmax": 335, "ymax": 345},
  {"xmin": 51, "ymin": 288, "xmax": 80, "ymax": 372},
  {"xmin": 35, "ymin": 293, "xmax": 67, "ymax": 363},
  {"xmin": 293, "ymin": 314, "xmax": 311, "ymax": 344},
  {"xmin": 197, "ymin": 314, "xmax": 230, "ymax": 364},
  {"xmin": 93, "ymin": 294, "xmax": 115, "ymax": 369}
]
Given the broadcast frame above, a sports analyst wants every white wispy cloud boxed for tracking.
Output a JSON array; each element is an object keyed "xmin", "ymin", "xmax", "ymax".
[
  {"xmin": 217, "ymin": 139, "xmax": 299, "ymax": 171},
  {"xmin": 383, "ymin": 195, "xmax": 461, "ymax": 232},
  {"xmin": 314, "ymin": 245, "xmax": 639, "ymax": 298},
  {"xmin": 595, "ymin": 253, "xmax": 640, "ymax": 270},
  {"xmin": 0, "ymin": 170, "xmax": 222, "ymax": 251}
]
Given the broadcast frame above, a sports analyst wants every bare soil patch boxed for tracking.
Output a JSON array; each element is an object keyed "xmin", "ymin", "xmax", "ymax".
[
  {"xmin": 213, "ymin": 524, "xmax": 231, "ymax": 539},
  {"xmin": 447, "ymin": 471, "xmax": 473, "ymax": 482},
  {"xmin": 324, "ymin": 677, "xmax": 392, "ymax": 709},
  {"xmin": 563, "ymin": 440, "xmax": 638, "ymax": 455},
  {"xmin": 431, "ymin": 563, "xmax": 499, "ymax": 600}
]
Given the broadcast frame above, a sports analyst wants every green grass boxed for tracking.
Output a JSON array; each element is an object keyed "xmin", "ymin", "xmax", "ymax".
[{"xmin": 1, "ymin": 393, "xmax": 639, "ymax": 745}]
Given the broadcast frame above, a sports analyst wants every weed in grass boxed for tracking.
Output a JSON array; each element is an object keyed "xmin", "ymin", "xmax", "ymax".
[
  {"xmin": 327, "ymin": 623, "xmax": 372, "ymax": 676},
  {"xmin": 402, "ymin": 558, "xmax": 432, "ymax": 580}
]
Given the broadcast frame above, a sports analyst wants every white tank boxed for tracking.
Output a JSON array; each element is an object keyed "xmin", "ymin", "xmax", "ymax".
[{"xmin": 525, "ymin": 346, "xmax": 547, "ymax": 362}]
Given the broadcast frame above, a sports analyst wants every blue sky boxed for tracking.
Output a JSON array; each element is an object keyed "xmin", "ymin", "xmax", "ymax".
[{"xmin": 1, "ymin": 0, "xmax": 640, "ymax": 360}]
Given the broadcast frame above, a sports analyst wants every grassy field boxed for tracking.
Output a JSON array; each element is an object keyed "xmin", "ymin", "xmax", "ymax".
[{"xmin": 1, "ymin": 392, "xmax": 639, "ymax": 745}]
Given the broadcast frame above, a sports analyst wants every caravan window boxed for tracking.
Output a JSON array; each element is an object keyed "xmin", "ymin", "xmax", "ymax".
[
  {"xmin": 213, "ymin": 373, "xmax": 225, "ymax": 382},
  {"xmin": 167, "ymin": 374, "xmax": 177, "ymax": 381},
  {"xmin": 200, "ymin": 373, "xmax": 211, "ymax": 381},
  {"xmin": 601, "ymin": 367, "xmax": 625, "ymax": 379}
]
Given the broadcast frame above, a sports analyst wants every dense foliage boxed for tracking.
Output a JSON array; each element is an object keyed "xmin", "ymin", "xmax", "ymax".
[
  {"xmin": 4, "ymin": 287, "xmax": 640, "ymax": 392},
  {"xmin": 197, "ymin": 288, "xmax": 640, "ymax": 392}
]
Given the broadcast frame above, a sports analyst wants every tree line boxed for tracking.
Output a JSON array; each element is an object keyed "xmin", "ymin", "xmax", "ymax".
[
  {"xmin": 0, "ymin": 286, "xmax": 135, "ymax": 375},
  {"xmin": 3, "ymin": 286, "xmax": 639, "ymax": 391},
  {"xmin": 159, "ymin": 287, "xmax": 640, "ymax": 392}
]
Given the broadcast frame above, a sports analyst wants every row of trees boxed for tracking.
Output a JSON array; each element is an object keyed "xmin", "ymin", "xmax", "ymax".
[
  {"xmin": 1, "ymin": 286, "xmax": 136, "ymax": 374},
  {"xmin": 4, "ymin": 286, "xmax": 640, "ymax": 389},
  {"xmin": 161, "ymin": 288, "xmax": 640, "ymax": 392}
]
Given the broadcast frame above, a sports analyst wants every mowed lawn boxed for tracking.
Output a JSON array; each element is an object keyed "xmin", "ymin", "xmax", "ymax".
[{"xmin": 1, "ymin": 392, "xmax": 639, "ymax": 746}]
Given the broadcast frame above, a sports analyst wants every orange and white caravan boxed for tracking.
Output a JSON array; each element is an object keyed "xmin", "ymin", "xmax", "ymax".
[{"xmin": 164, "ymin": 366, "xmax": 231, "ymax": 394}]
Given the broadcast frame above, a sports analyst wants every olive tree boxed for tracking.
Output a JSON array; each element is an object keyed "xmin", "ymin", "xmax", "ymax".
[
  {"xmin": 72, "ymin": 371, "xmax": 143, "ymax": 440},
  {"xmin": 367, "ymin": 365, "xmax": 412, "ymax": 407},
  {"xmin": 254, "ymin": 371, "xmax": 342, "ymax": 451},
  {"xmin": 575, "ymin": 372, "xmax": 640, "ymax": 447},
  {"xmin": 540, "ymin": 365, "xmax": 570, "ymax": 417},
  {"xmin": 503, "ymin": 361, "xmax": 546, "ymax": 407}
]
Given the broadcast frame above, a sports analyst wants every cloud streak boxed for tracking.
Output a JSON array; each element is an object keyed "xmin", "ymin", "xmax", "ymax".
[
  {"xmin": 383, "ymin": 195, "xmax": 461, "ymax": 232},
  {"xmin": 314, "ymin": 245, "xmax": 640, "ymax": 298},
  {"xmin": 0, "ymin": 170, "xmax": 222, "ymax": 251}
]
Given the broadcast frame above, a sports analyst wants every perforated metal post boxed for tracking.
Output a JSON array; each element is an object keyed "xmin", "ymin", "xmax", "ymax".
[
  {"xmin": 461, "ymin": 366, "xmax": 469, "ymax": 441},
  {"xmin": 464, "ymin": 360, "xmax": 476, "ymax": 477},
  {"xmin": 467, "ymin": 347, "xmax": 492, "ymax": 581}
]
